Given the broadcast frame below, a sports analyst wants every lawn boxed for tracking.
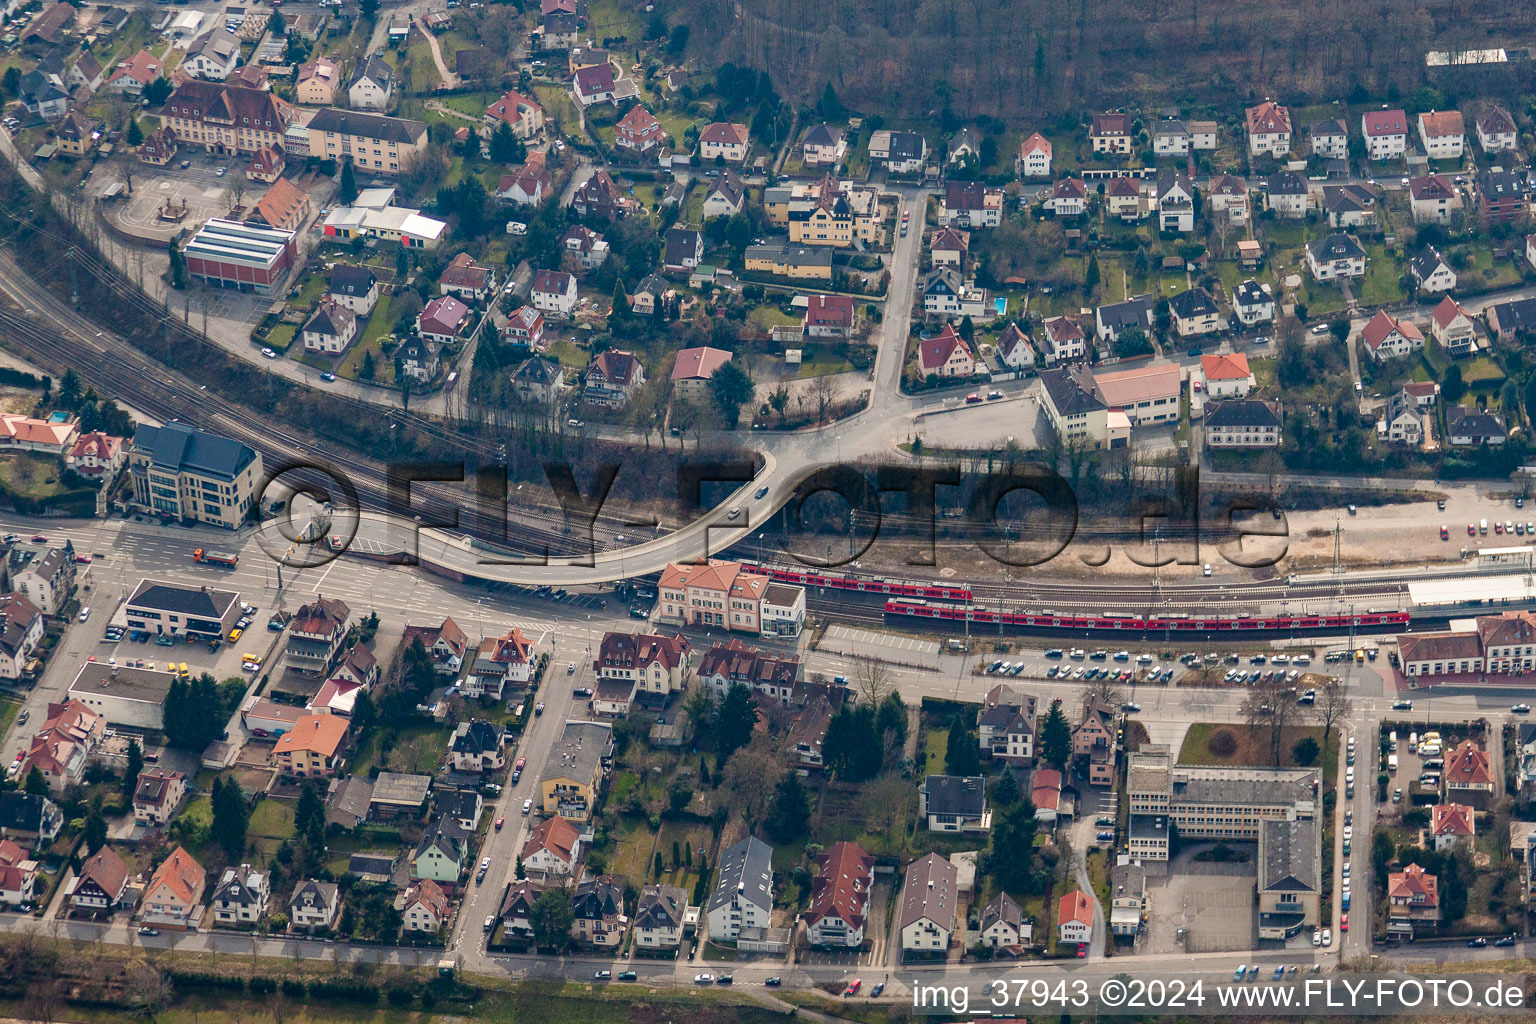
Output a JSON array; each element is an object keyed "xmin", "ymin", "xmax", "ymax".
[
  {"xmin": 748, "ymin": 304, "xmax": 798, "ymax": 330},
  {"xmin": 0, "ymin": 694, "xmax": 21, "ymax": 741},
  {"xmin": 530, "ymin": 84, "xmax": 581, "ymax": 137},
  {"xmin": 1178, "ymin": 721, "xmax": 1329, "ymax": 770},
  {"xmin": 264, "ymin": 323, "xmax": 297, "ymax": 353},
  {"xmin": 246, "ymin": 797, "xmax": 296, "ymax": 862},
  {"xmin": 0, "ymin": 452, "xmax": 78, "ymax": 500},
  {"xmin": 406, "ymin": 39, "xmax": 443, "ymax": 91},
  {"xmin": 351, "ymin": 724, "xmax": 448, "ymax": 776},
  {"xmin": 922, "ymin": 722, "xmax": 948, "ymax": 775},
  {"xmin": 338, "ymin": 296, "xmax": 398, "ymax": 384}
]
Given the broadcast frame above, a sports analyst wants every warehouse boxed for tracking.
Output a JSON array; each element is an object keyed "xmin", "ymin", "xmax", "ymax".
[
  {"xmin": 66, "ymin": 663, "xmax": 177, "ymax": 730},
  {"xmin": 181, "ymin": 218, "xmax": 297, "ymax": 293}
]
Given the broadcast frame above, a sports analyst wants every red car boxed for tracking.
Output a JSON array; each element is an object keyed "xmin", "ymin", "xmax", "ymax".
[
  {"xmin": 1077, "ymin": 944, "xmax": 1087, "ymax": 958},
  {"xmin": 1468, "ymin": 523, "xmax": 1477, "ymax": 535},
  {"xmin": 1440, "ymin": 525, "xmax": 1449, "ymax": 540},
  {"xmin": 74, "ymin": 554, "xmax": 92, "ymax": 564},
  {"xmin": 495, "ymin": 816, "xmax": 504, "ymax": 830},
  {"xmin": 1340, "ymin": 913, "xmax": 1349, "ymax": 932},
  {"xmin": 844, "ymin": 980, "xmax": 861, "ymax": 996},
  {"xmin": 515, "ymin": 756, "xmax": 526, "ymax": 770},
  {"xmin": 965, "ymin": 393, "xmax": 982, "ymax": 404},
  {"xmin": 30, "ymin": 535, "xmax": 45, "ymax": 543}
]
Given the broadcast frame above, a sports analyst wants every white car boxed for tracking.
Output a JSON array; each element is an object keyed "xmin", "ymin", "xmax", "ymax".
[
  {"xmin": 1322, "ymin": 928, "xmax": 1332, "ymax": 946},
  {"xmin": 1342, "ymin": 826, "xmax": 1352, "ymax": 842},
  {"xmin": 521, "ymin": 798, "xmax": 532, "ymax": 815},
  {"xmin": 695, "ymin": 974, "xmax": 713, "ymax": 985}
]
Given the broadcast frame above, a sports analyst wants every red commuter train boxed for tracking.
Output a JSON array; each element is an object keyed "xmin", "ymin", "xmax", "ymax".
[{"xmin": 882, "ymin": 598, "xmax": 1411, "ymax": 634}]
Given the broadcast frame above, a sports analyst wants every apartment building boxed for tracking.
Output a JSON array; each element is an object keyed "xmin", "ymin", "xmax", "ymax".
[
  {"xmin": 656, "ymin": 560, "xmax": 804, "ymax": 637},
  {"xmin": 1256, "ymin": 817, "xmax": 1320, "ymax": 940},
  {"xmin": 305, "ymin": 108, "xmax": 428, "ymax": 176},
  {"xmin": 707, "ymin": 835, "xmax": 773, "ymax": 941},
  {"xmin": 898, "ymin": 852, "xmax": 957, "ymax": 958},
  {"xmin": 592, "ymin": 632, "xmax": 690, "ymax": 709},
  {"xmin": 539, "ymin": 721, "xmax": 613, "ymax": 822},
  {"xmin": 161, "ymin": 80, "xmax": 291, "ymax": 155}
]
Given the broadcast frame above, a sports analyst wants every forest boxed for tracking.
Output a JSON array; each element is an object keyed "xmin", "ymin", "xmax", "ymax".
[{"xmin": 676, "ymin": 0, "xmax": 1533, "ymax": 119}]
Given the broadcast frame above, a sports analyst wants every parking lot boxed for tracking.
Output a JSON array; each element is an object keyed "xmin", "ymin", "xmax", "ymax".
[{"xmin": 100, "ymin": 593, "xmax": 275, "ymax": 683}]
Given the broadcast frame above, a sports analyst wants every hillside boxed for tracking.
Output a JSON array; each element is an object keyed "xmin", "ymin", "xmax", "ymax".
[{"xmin": 679, "ymin": 0, "xmax": 1532, "ymax": 120}]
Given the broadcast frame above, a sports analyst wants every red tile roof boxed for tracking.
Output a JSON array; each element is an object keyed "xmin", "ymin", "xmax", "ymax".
[
  {"xmin": 805, "ymin": 841, "xmax": 874, "ymax": 929},
  {"xmin": 1245, "ymin": 101, "xmax": 1291, "ymax": 135},
  {"xmin": 1058, "ymin": 889, "xmax": 1093, "ymax": 926},
  {"xmin": 1200, "ymin": 352, "xmax": 1252, "ymax": 381}
]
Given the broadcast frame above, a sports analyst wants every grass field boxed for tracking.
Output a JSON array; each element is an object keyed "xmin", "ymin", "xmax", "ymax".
[
  {"xmin": 352, "ymin": 724, "xmax": 447, "ymax": 776},
  {"xmin": 0, "ymin": 452, "xmax": 75, "ymax": 499},
  {"xmin": 0, "ymin": 694, "xmax": 21, "ymax": 742},
  {"xmin": 339, "ymin": 296, "xmax": 398, "ymax": 384},
  {"xmin": 1179, "ymin": 722, "xmax": 1329, "ymax": 771}
]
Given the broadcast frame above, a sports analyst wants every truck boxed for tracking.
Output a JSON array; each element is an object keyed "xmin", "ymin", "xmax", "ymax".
[{"xmin": 193, "ymin": 548, "xmax": 238, "ymax": 567}]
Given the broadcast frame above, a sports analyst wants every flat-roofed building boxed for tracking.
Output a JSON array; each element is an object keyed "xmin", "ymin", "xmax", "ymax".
[
  {"xmin": 181, "ymin": 218, "xmax": 296, "ymax": 294},
  {"xmin": 66, "ymin": 663, "xmax": 176, "ymax": 730}
]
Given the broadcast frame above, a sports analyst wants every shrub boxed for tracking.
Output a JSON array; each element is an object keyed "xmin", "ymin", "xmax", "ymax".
[{"xmin": 1207, "ymin": 729, "xmax": 1238, "ymax": 758}]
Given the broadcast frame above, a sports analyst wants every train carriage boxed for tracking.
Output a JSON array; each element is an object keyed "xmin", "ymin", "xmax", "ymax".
[{"xmin": 881, "ymin": 598, "xmax": 1409, "ymax": 635}]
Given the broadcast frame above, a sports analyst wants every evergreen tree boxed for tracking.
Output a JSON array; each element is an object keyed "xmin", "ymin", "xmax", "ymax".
[
  {"xmin": 944, "ymin": 712, "xmax": 982, "ymax": 776},
  {"xmin": 653, "ymin": 851, "xmax": 664, "ymax": 878},
  {"xmin": 126, "ymin": 118, "xmax": 143, "ymax": 147},
  {"xmin": 85, "ymin": 810, "xmax": 108, "ymax": 854},
  {"xmin": 989, "ymin": 798, "xmax": 1040, "ymax": 894},
  {"xmin": 123, "ymin": 739, "xmax": 143, "ymax": 797},
  {"xmin": 339, "ymin": 158, "xmax": 359, "ymax": 205},
  {"xmin": 715, "ymin": 683, "xmax": 759, "ymax": 762},
  {"xmin": 1085, "ymin": 254, "xmax": 1100, "ymax": 294},
  {"xmin": 168, "ymin": 240, "xmax": 186, "ymax": 289},
  {"xmin": 295, "ymin": 782, "xmax": 326, "ymax": 847},
  {"xmin": 875, "ymin": 692, "xmax": 908, "ymax": 750},
  {"xmin": 489, "ymin": 122, "xmax": 526, "ymax": 164},
  {"xmin": 817, "ymin": 82, "xmax": 841, "ymax": 119},
  {"xmin": 765, "ymin": 771, "xmax": 811, "ymax": 843},
  {"xmin": 23, "ymin": 766, "xmax": 48, "ymax": 796},
  {"xmin": 1, "ymin": 67, "xmax": 19, "ymax": 99},
  {"xmin": 268, "ymin": 8, "xmax": 286, "ymax": 34},
  {"xmin": 1040, "ymin": 700, "xmax": 1072, "ymax": 771},
  {"xmin": 708, "ymin": 360, "xmax": 755, "ymax": 428},
  {"xmin": 210, "ymin": 777, "xmax": 249, "ymax": 859},
  {"xmin": 994, "ymin": 765, "xmax": 1020, "ymax": 806}
]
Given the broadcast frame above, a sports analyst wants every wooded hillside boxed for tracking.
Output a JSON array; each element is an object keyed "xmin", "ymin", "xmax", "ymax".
[{"xmin": 677, "ymin": 0, "xmax": 1532, "ymax": 119}]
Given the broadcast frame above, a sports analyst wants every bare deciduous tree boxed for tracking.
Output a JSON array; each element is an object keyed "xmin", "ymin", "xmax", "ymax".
[
  {"xmin": 125, "ymin": 965, "xmax": 173, "ymax": 1022},
  {"xmin": 21, "ymin": 975, "xmax": 62, "ymax": 1024},
  {"xmin": 853, "ymin": 656, "xmax": 895, "ymax": 706},
  {"xmin": 1312, "ymin": 679, "xmax": 1354, "ymax": 750},
  {"xmin": 856, "ymin": 771, "xmax": 913, "ymax": 836},
  {"xmin": 721, "ymin": 733, "xmax": 784, "ymax": 824},
  {"xmin": 1241, "ymin": 673, "xmax": 1301, "ymax": 767},
  {"xmin": 811, "ymin": 373, "xmax": 840, "ymax": 425},
  {"xmin": 1083, "ymin": 674, "xmax": 1125, "ymax": 713}
]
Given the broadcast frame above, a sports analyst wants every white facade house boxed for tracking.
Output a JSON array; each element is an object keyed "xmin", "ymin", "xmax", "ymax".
[
  {"xmin": 1475, "ymin": 107, "xmax": 1519, "ymax": 153},
  {"xmin": 1231, "ymin": 280, "xmax": 1275, "ymax": 326},
  {"xmin": 1016, "ymin": 132, "xmax": 1052, "ymax": 178},
  {"xmin": 530, "ymin": 269, "xmax": 578, "ymax": 318},
  {"xmin": 1305, "ymin": 234, "xmax": 1366, "ymax": 281},
  {"xmin": 1245, "ymin": 102, "xmax": 1292, "ymax": 157},
  {"xmin": 1417, "ymin": 111, "xmax": 1465, "ymax": 160},
  {"xmin": 898, "ymin": 853, "xmax": 957, "ymax": 957},
  {"xmin": 1361, "ymin": 109, "xmax": 1409, "ymax": 161},
  {"xmin": 210, "ymin": 865, "xmax": 270, "ymax": 926},
  {"xmin": 706, "ymin": 836, "xmax": 772, "ymax": 942}
]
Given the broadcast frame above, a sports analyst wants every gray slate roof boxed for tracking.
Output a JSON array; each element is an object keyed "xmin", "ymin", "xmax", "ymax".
[{"xmin": 709, "ymin": 835, "xmax": 773, "ymax": 913}]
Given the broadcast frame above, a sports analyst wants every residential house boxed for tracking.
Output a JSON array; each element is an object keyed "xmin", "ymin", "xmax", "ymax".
[
  {"xmin": 914, "ymin": 323, "xmax": 976, "ymax": 379},
  {"xmin": 1430, "ymin": 803, "xmax": 1475, "ymax": 851},
  {"xmin": 633, "ymin": 883, "xmax": 689, "ymax": 952},
  {"xmin": 1048, "ymin": 177, "xmax": 1088, "ymax": 217},
  {"xmin": 449, "ymin": 719, "xmax": 506, "ymax": 773},
  {"xmin": 1231, "ymin": 280, "xmax": 1275, "ymax": 327},
  {"xmin": 1387, "ymin": 863, "xmax": 1439, "ymax": 939},
  {"xmin": 768, "ymin": 173, "xmax": 881, "ymax": 247},
  {"xmin": 695, "ymin": 639, "xmax": 800, "ymax": 704},
  {"xmin": 867, "ymin": 130, "xmax": 927, "ymax": 173},
  {"xmin": 1016, "ymin": 132, "xmax": 1051, "ymax": 178},
  {"xmin": 1408, "ymin": 174, "xmax": 1460, "ymax": 224},
  {"xmin": 1095, "ymin": 295, "xmax": 1154, "ymax": 344},
  {"xmin": 0, "ymin": 791, "xmax": 61, "ymax": 846},
  {"xmin": 703, "ymin": 170, "xmax": 746, "ymax": 218},
  {"xmin": 571, "ymin": 876, "xmax": 626, "ymax": 948},
  {"xmin": 1265, "ymin": 170, "xmax": 1308, "ymax": 218},
  {"xmin": 1104, "ymin": 176, "xmax": 1144, "ymax": 221},
  {"xmin": 328, "ymin": 265, "xmax": 379, "ymax": 315},
  {"xmin": 272, "ymin": 715, "xmax": 349, "ymax": 777},
  {"xmin": 1200, "ymin": 352, "xmax": 1255, "ymax": 397},
  {"xmin": 996, "ymin": 323, "xmax": 1037, "ymax": 373},
  {"xmin": 140, "ymin": 847, "xmax": 206, "ymax": 928},
  {"xmin": 538, "ymin": 721, "xmax": 612, "ymax": 822},
  {"xmin": 571, "ymin": 64, "xmax": 615, "ymax": 106},
  {"xmin": 246, "ymin": 176, "xmax": 310, "ymax": 232},
  {"xmin": 18, "ymin": 67, "xmax": 69, "ymax": 120},
  {"xmin": 210, "ymin": 864, "xmax": 270, "ymax": 927},
  {"xmin": 1411, "ymin": 247, "xmax": 1457, "ymax": 293},
  {"xmin": 1155, "ymin": 172, "xmax": 1195, "ymax": 232},
  {"xmin": 940, "ymin": 182, "xmax": 1003, "ymax": 228},
  {"xmin": 499, "ymin": 879, "xmax": 542, "ymax": 943},
  {"xmin": 1169, "ymin": 287, "xmax": 1220, "ymax": 337},
  {"xmin": 1379, "ymin": 390, "xmax": 1428, "ymax": 446},
  {"xmin": 138, "ymin": 126, "xmax": 179, "ymax": 166},
  {"xmin": 1256, "ymin": 817, "xmax": 1320, "ymax": 940},
  {"xmin": 947, "ymin": 126, "xmax": 981, "ymax": 165},
  {"xmin": 496, "ymin": 153, "xmax": 551, "ymax": 206},
  {"xmin": 346, "ymin": 55, "xmax": 394, "ymax": 111},
  {"xmin": 1090, "ymin": 112, "xmax": 1132, "ymax": 154},
  {"xmin": 1324, "ymin": 183, "xmax": 1379, "ymax": 228},
  {"xmin": 1207, "ymin": 174, "xmax": 1250, "ymax": 225},
  {"xmin": 1205, "ymin": 399, "xmax": 1283, "ymax": 448},
  {"xmin": 65, "ymin": 434, "xmax": 123, "ymax": 481},
  {"xmin": 629, "ymin": 273, "xmax": 672, "ymax": 316},
  {"xmin": 706, "ymin": 835, "xmax": 773, "ymax": 941},
  {"xmin": 55, "ymin": 110, "xmax": 101, "ymax": 158},
  {"xmin": 1475, "ymin": 169, "xmax": 1530, "ymax": 226},
  {"xmin": 1475, "ymin": 106, "xmax": 1519, "ymax": 153},
  {"xmin": 1417, "ymin": 110, "xmax": 1465, "ymax": 159},
  {"xmin": 1246, "ymin": 101, "xmax": 1292, "ymax": 157},
  {"xmin": 801, "ymin": 122, "xmax": 846, "ymax": 167},
  {"xmin": 68, "ymin": 51, "xmax": 103, "ymax": 93},
  {"xmin": 0, "ymin": 838, "xmax": 36, "ymax": 907},
  {"xmin": 0, "ymin": 593, "xmax": 43, "ymax": 681},
  {"xmin": 804, "ymin": 841, "xmax": 874, "ymax": 948},
  {"xmin": 614, "ymin": 104, "xmax": 666, "ymax": 157},
  {"xmin": 1309, "ymin": 118, "xmax": 1349, "ymax": 159},
  {"xmin": 530, "ymin": 269, "xmax": 578, "ymax": 318},
  {"xmin": 1057, "ymin": 890, "xmax": 1093, "ymax": 945},
  {"xmin": 1431, "ymin": 295, "xmax": 1477, "ymax": 355},
  {"xmin": 411, "ymin": 821, "xmax": 466, "ymax": 886},
  {"xmin": 11, "ymin": 547, "xmax": 74, "ymax": 616},
  {"xmin": 561, "ymin": 225, "xmax": 609, "ymax": 271},
  {"xmin": 185, "ymin": 28, "xmax": 241, "ymax": 81},
  {"xmin": 1074, "ymin": 699, "xmax": 1118, "ymax": 786},
  {"xmin": 1190, "ymin": 121, "xmax": 1220, "ymax": 149},
  {"xmin": 921, "ymin": 267, "xmax": 988, "ymax": 319},
  {"xmin": 743, "ymin": 244, "xmax": 833, "ymax": 281},
  {"xmin": 395, "ymin": 337, "xmax": 440, "ymax": 383},
  {"xmin": 437, "ymin": 252, "xmax": 494, "ymax": 302},
  {"xmin": 105, "ymin": 49, "xmax": 164, "ymax": 97},
  {"xmin": 400, "ymin": 878, "xmax": 449, "ymax": 933},
  {"xmin": 505, "ymin": 306, "xmax": 548, "ymax": 354},
  {"xmin": 1362, "ymin": 108, "xmax": 1409, "ymax": 160},
  {"xmin": 978, "ymin": 891, "xmax": 1029, "ymax": 949},
  {"xmin": 1110, "ymin": 860, "xmax": 1146, "ymax": 938},
  {"xmin": 286, "ymin": 596, "xmax": 349, "ymax": 675},
  {"xmin": 1152, "ymin": 119, "xmax": 1189, "ymax": 155},
  {"xmin": 919, "ymin": 775, "xmax": 991, "ymax": 833},
  {"xmin": 1487, "ymin": 296, "xmax": 1536, "ymax": 343},
  {"xmin": 69, "ymin": 845, "xmax": 129, "ymax": 914},
  {"xmin": 1031, "ymin": 768, "xmax": 1064, "ymax": 822},
  {"xmin": 804, "ymin": 293, "xmax": 855, "ymax": 339},
  {"xmin": 663, "ymin": 226, "xmax": 704, "ymax": 274},
  {"xmin": 1445, "ymin": 740, "xmax": 1495, "ymax": 807},
  {"xmin": 133, "ymin": 768, "xmax": 187, "ymax": 827},
  {"xmin": 483, "ymin": 89, "xmax": 543, "ymax": 139},
  {"xmin": 399, "ymin": 617, "xmax": 469, "ymax": 675},
  {"xmin": 898, "ymin": 853, "xmax": 957, "ymax": 957},
  {"xmin": 289, "ymin": 879, "xmax": 341, "ymax": 931},
  {"xmin": 295, "ymin": 56, "xmax": 340, "ymax": 105},
  {"xmin": 1305, "ymin": 234, "xmax": 1366, "ymax": 281},
  {"xmin": 301, "ymin": 300, "xmax": 358, "ymax": 355},
  {"xmin": 583, "ymin": 349, "xmax": 645, "ymax": 407},
  {"xmin": 699, "ymin": 121, "xmax": 749, "ymax": 162},
  {"xmin": 510, "ymin": 357, "xmax": 565, "ymax": 405},
  {"xmin": 522, "ymin": 815, "xmax": 581, "ymax": 877},
  {"xmin": 1362, "ymin": 309, "xmax": 1425, "ymax": 360},
  {"xmin": 1447, "ymin": 407, "xmax": 1506, "ymax": 446}
]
